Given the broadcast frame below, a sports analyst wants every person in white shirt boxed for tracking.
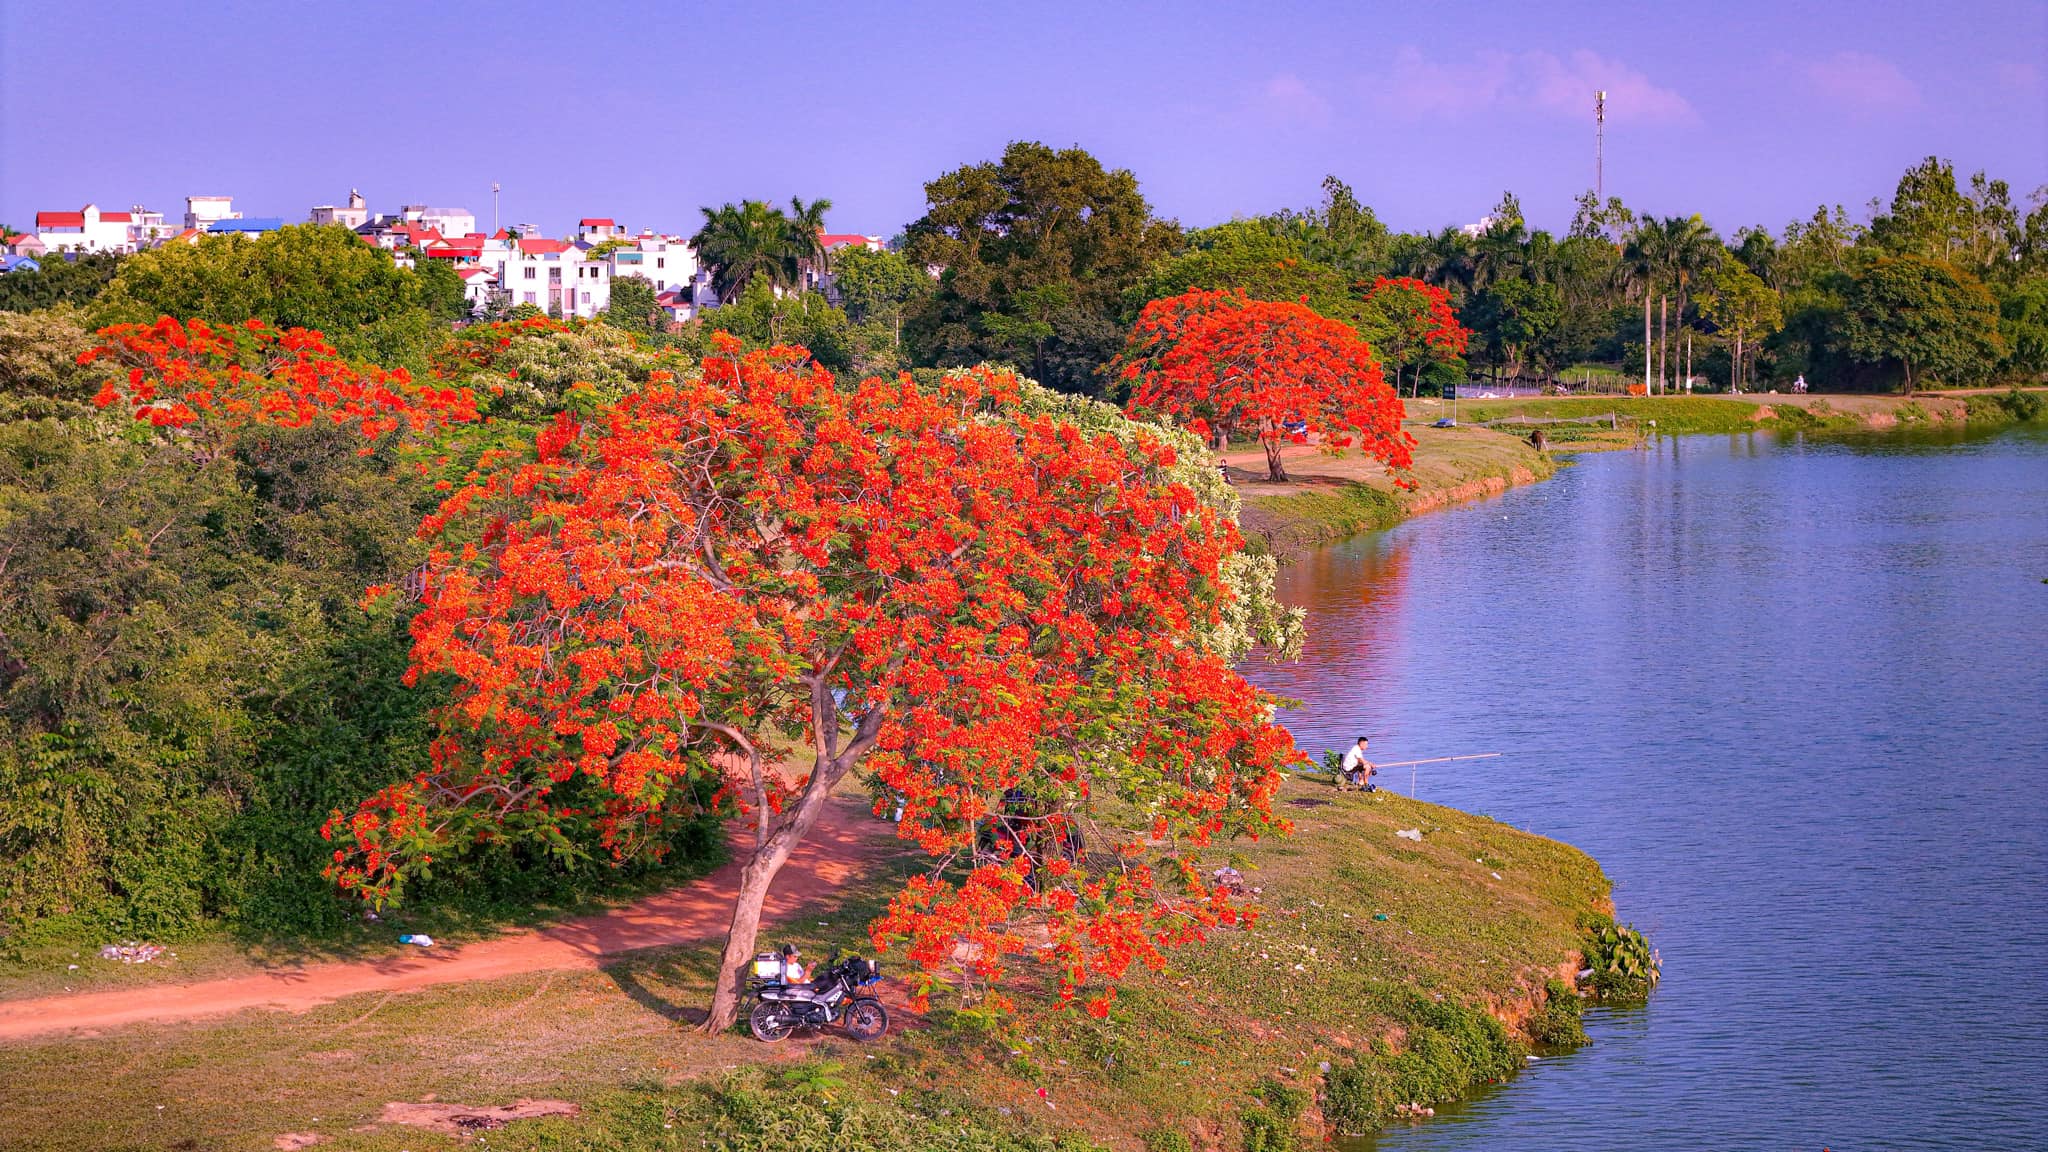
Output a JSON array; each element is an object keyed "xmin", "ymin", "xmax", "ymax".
[{"xmin": 1340, "ymin": 736, "xmax": 1377, "ymax": 792}]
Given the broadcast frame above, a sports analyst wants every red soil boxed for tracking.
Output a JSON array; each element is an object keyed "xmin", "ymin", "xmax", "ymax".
[{"xmin": 0, "ymin": 798, "xmax": 894, "ymax": 1041}]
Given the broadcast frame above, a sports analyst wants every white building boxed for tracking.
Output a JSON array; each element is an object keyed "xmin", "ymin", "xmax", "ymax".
[
  {"xmin": 456, "ymin": 267, "xmax": 499, "ymax": 312},
  {"xmin": 310, "ymin": 190, "xmax": 369, "ymax": 230},
  {"xmin": 35, "ymin": 204, "xmax": 138, "ymax": 253},
  {"xmin": 479, "ymin": 235, "xmax": 606, "ymax": 318},
  {"xmin": 578, "ymin": 217, "xmax": 622, "ymax": 242},
  {"xmin": 185, "ymin": 195, "xmax": 240, "ymax": 231},
  {"xmin": 1458, "ymin": 215, "xmax": 1497, "ymax": 239},
  {"xmin": 603, "ymin": 232, "xmax": 698, "ymax": 294},
  {"xmin": 399, "ymin": 204, "xmax": 476, "ymax": 238}
]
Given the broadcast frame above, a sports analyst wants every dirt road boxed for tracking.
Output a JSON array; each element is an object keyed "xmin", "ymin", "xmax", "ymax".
[{"xmin": 0, "ymin": 798, "xmax": 894, "ymax": 1041}]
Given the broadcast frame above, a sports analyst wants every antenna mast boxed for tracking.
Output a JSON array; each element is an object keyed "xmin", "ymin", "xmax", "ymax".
[
  {"xmin": 492, "ymin": 182, "xmax": 501, "ymax": 233},
  {"xmin": 1595, "ymin": 91, "xmax": 1607, "ymax": 201}
]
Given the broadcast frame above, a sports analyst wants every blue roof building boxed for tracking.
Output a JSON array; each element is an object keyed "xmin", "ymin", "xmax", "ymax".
[
  {"xmin": 0, "ymin": 255, "xmax": 42, "ymax": 274},
  {"xmin": 207, "ymin": 217, "xmax": 286, "ymax": 235}
]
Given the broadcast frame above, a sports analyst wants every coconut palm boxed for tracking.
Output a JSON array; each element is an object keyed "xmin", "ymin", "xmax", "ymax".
[
  {"xmin": 1616, "ymin": 222, "xmax": 1671, "ymax": 393},
  {"xmin": 692, "ymin": 200, "xmax": 797, "ymax": 303},
  {"xmin": 1658, "ymin": 215, "xmax": 1723, "ymax": 390},
  {"xmin": 783, "ymin": 196, "xmax": 834, "ymax": 290}
]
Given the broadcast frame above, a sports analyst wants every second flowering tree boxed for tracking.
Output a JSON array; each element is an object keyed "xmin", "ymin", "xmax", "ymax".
[{"xmin": 1115, "ymin": 289, "xmax": 1414, "ymax": 483}]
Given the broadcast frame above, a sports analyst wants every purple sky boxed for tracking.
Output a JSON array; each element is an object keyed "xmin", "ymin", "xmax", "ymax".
[{"xmin": 4, "ymin": 1, "xmax": 2043, "ymax": 241}]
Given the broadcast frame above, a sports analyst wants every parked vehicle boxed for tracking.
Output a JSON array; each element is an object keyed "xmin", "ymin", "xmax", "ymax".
[{"xmin": 746, "ymin": 946, "xmax": 889, "ymax": 1043}]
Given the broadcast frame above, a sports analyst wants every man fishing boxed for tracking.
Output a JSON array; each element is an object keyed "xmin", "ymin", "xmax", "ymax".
[{"xmin": 1340, "ymin": 735, "xmax": 1377, "ymax": 792}]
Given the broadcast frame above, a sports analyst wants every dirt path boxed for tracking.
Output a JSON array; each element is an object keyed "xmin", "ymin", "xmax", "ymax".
[{"xmin": 0, "ymin": 797, "xmax": 895, "ymax": 1041}]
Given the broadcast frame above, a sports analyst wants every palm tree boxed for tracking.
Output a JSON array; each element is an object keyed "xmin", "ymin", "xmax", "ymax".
[
  {"xmin": 1617, "ymin": 223, "xmax": 1670, "ymax": 393},
  {"xmin": 692, "ymin": 200, "xmax": 795, "ymax": 303},
  {"xmin": 1658, "ymin": 215, "xmax": 1722, "ymax": 391},
  {"xmin": 782, "ymin": 196, "xmax": 834, "ymax": 291}
]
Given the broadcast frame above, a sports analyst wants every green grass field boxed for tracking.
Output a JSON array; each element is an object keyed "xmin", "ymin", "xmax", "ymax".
[{"xmin": 0, "ymin": 777, "xmax": 1610, "ymax": 1151}]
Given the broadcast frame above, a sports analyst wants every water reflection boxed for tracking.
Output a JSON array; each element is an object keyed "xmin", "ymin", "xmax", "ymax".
[{"xmin": 1241, "ymin": 427, "xmax": 2048, "ymax": 1150}]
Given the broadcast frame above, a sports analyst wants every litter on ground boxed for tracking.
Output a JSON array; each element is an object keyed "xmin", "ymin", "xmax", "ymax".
[{"xmin": 99, "ymin": 943, "xmax": 166, "ymax": 964}]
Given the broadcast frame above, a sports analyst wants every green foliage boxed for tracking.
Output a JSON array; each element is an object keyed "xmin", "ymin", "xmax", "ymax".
[
  {"xmin": 0, "ymin": 335, "xmax": 718, "ymax": 943},
  {"xmin": 92, "ymin": 225, "xmax": 446, "ymax": 365},
  {"xmin": 602, "ymin": 275, "xmax": 662, "ymax": 335},
  {"xmin": 1239, "ymin": 1078, "xmax": 1310, "ymax": 1152},
  {"xmin": 691, "ymin": 196, "xmax": 833, "ymax": 303},
  {"xmin": 683, "ymin": 1073, "xmax": 1104, "ymax": 1152},
  {"xmin": 700, "ymin": 277, "xmax": 859, "ymax": 372},
  {"xmin": 1841, "ymin": 254, "xmax": 2005, "ymax": 389},
  {"xmin": 0, "ymin": 308, "xmax": 97, "ymax": 421},
  {"xmin": 1128, "ymin": 221, "xmax": 1355, "ymax": 323},
  {"xmin": 1528, "ymin": 977, "xmax": 1588, "ymax": 1048},
  {"xmin": 1143, "ymin": 1130, "xmax": 1195, "ymax": 1152},
  {"xmin": 832, "ymin": 245, "xmax": 931, "ymax": 328},
  {"xmin": 410, "ymin": 254, "xmax": 471, "ymax": 324},
  {"xmin": 1465, "ymin": 278, "xmax": 1563, "ymax": 378},
  {"xmin": 904, "ymin": 141, "xmax": 1181, "ymax": 395},
  {"xmin": 0, "ymin": 252, "xmax": 123, "ymax": 313},
  {"xmin": 1995, "ymin": 277, "xmax": 2048, "ymax": 380},
  {"xmin": 1581, "ymin": 917, "xmax": 1660, "ymax": 1001},
  {"xmin": 1320, "ymin": 992, "xmax": 1526, "ymax": 1134}
]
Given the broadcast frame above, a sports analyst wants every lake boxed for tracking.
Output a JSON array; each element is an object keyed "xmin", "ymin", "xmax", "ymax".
[{"xmin": 1243, "ymin": 425, "xmax": 2048, "ymax": 1150}]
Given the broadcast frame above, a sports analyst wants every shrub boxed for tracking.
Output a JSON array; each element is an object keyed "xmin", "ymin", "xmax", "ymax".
[
  {"xmin": 1582, "ymin": 917, "xmax": 1660, "ymax": 1001},
  {"xmin": 1527, "ymin": 977, "xmax": 1588, "ymax": 1048},
  {"xmin": 1144, "ymin": 1130, "xmax": 1195, "ymax": 1152},
  {"xmin": 1999, "ymin": 387, "xmax": 2043, "ymax": 422},
  {"xmin": 1320, "ymin": 993, "xmax": 1525, "ymax": 1134},
  {"xmin": 1239, "ymin": 1078, "xmax": 1310, "ymax": 1152}
]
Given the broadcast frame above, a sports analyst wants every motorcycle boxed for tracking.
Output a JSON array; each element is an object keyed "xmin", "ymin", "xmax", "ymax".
[{"xmin": 745, "ymin": 947, "xmax": 889, "ymax": 1043}]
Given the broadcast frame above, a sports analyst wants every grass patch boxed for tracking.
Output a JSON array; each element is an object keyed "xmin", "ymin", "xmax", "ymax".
[
  {"xmin": 1459, "ymin": 396, "xmax": 1766, "ymax": 435},
  {"xmin": 0, "ymin": 779, "xmax": 1613, "ymax": 1151}
]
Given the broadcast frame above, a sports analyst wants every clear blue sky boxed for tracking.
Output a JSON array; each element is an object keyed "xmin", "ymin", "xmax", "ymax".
[{"xmin": 4, "ymin": 1, "xmax": 2043, "ymax": 240}]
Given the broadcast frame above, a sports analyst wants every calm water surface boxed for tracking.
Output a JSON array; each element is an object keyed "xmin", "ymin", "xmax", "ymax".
[{"xmin": 1242, "ymin": 426, "xmax": 2048, "ymax": 1151}]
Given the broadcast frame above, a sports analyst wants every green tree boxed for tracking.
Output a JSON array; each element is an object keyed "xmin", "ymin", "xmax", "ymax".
[
  {"xmin": 1129, "ymin": 220, "xmax": 1355, "ymax": 321},
  {"xmin": 1465, "ymin": 278, "xmax": 1562, "ymax": 382},
  {"xmin": 691, "ymin": 200, "xmax": 797, "ymax": 303},
  {"xmin": 603, "ymin": 275, "xmax": 661, "ymax": 335},
  {"xmin": 1994, "ymin": 277, "xmax": 2048, "ymax": 381},
  {"xmin": 92, "ymin": 225, "xmax": 442, "ymax": 365},
  {"xmin": 702, "ymin": 277, "xmax": 856, "ymax": 371},
  {"xmin": 903, "ymin": 141, "xmax": 1181, "ymax": 394},
  {"xmin": 410, "ymin": 256, "xmax": 471, "ymax": 324},
  {"xmin": 1840, "ymin": 254, "xmax": 2005, "ymax": 392},
  {"xmin": 0, "ymin": 252, "xmax": 124, "ymax": 313},
  {"xmin": 1867, "ymin": 157, "xmax": 2021, "ymax": 275},
  {"xmin": 1261, "ymin": 175, "xmax": 1391, "ymax": 279},
  {"xmin": 1700, "ymin": 262, "xmax": 1784, "ymax": 392},
  {"xmin": 783, "ymin": 196, "xmax": 834, "ymax": 288},
  {"xmin": 829, "ymin": 245, "xmax": 930, "ymax": 347}
]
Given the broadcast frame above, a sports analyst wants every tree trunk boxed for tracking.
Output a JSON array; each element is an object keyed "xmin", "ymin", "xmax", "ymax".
[
  {"xmin": 1646, "ymin": 295, "xmax": 1662, "ymax": 393},
  {"xmin": 1260, "ymin": 417, "xmax": 1289, "ymax": 483},
  {"xmin": 700, "ymin": 755, "xmax": 852, "ymax": 1034},
  {"xmin": 1643, "ymin": 293, "xmax": 1653, "ymax": 394},
  {"xmin": 1735, "ymin": 330, "xmax": 1745, "ymax": 394}
]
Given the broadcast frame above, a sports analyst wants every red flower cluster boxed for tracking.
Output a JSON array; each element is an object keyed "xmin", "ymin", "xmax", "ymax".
[
  {"xmin": 1115, "ymin": 289, "xmax": 1414, "ymax": 483},
  {"xmin": 84, "ymin": 318, "xmax": 481, "ymax": 454},
  {"xmin": 98, "ymin": 318, "xmax": 1304, "ymax": 1017}
]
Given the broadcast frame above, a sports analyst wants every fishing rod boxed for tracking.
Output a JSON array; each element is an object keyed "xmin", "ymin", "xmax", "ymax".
[
  {"xmin": 1307, "ymin": 752, "xmax": 1503, "ymax": 796},
  {"xmin": 1372, "ymin": 753, "xmax": 1502, "ymax": 797}
]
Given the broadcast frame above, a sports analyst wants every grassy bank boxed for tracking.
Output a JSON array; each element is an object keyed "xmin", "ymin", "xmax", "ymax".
[
  {"xmin": 1457, "ymin": 388, "xmax": 2047, "ymax": 439},
  {"xmin": 1233, "ymin": 424, "xmax": 1556, "ymax": 559},
  {"xmin": 1235, "ymin": 388, "xmax": 2046, "ymax": 558},
  {"xmin": 0, "ymin": 777, "xmax": 1612, "ymax": 1151}
]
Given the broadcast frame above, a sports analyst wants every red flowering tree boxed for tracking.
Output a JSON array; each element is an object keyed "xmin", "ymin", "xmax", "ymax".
[
  {"xmin": 1115, "ymin": 289, "xmax": 1413, "ymax": 483},
  {"xmin": 1357, "ymin": 276, "xmax": 1470, "ymax": 398},
  {"xmin": 91, "ymin": 320, "xmax": 1300, "ymax": 1033}
]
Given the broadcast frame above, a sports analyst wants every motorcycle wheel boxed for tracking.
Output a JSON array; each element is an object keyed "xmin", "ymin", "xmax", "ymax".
[
  {"xmin": 841, "ymin": 997, "xmax": 888, "ymax": 1042},
  {"xmin": 748, "ymin": 999, "xmax": 797, "ymax": 1043}
]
